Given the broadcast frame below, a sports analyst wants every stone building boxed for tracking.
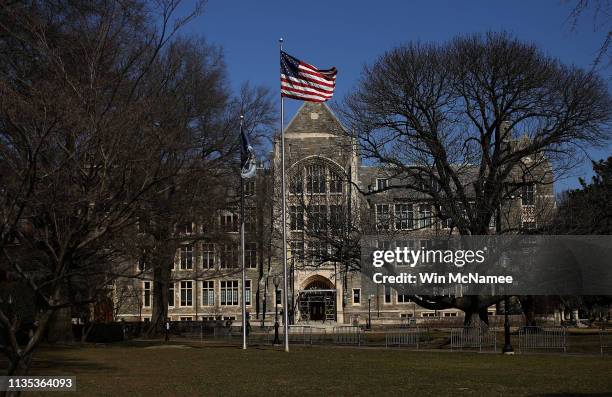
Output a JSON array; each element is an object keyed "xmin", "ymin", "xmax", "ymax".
[{"xmin": 116, "ymin": 102, "xmax": 555, "ymax": 326}]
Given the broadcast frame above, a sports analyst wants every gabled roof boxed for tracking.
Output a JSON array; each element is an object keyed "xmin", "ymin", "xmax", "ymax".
[{"xmin": 284, "ymin": 102, "xmax": 347, "ymax": 136}]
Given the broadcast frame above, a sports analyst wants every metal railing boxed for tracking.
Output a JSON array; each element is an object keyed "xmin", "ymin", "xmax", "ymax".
[
  {"xmin": 518, "ymin": 326, "xmax": 567, "ymax": 353},
  {"xmin": 333, "ymin": 326, "xmax": 362, "ymax": 345},
  {"xmin": 600, "ymin": 331, "xmax": 612, "ymax": 356},
  {"xmin": 450, "ymin": 327, "xmax": 497, "ymax": 352},
  {"xmin": 385, "ymin": 327, "xmax": 426, "ymax": 349}
]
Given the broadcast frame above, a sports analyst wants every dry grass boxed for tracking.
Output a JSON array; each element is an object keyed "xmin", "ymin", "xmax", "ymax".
[{"xmin": 3, "ymin": 341, "xmax": 611, "ymax": 396}]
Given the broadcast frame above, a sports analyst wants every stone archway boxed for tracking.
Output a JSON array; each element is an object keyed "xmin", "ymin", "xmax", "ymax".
[{"xmin": 298, "ymin": 275, "xmax": 336, "ymax": 322}]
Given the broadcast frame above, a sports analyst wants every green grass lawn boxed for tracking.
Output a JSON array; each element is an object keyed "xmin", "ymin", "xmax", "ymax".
[{"xmin": 8, "ymin": 342, "xmax": 612, "ymax": 396}]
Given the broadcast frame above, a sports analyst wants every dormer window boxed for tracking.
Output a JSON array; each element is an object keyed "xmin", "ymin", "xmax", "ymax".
[{"xmin": 376, "ymin": 178, "xmax": 388, "ymax": 191}]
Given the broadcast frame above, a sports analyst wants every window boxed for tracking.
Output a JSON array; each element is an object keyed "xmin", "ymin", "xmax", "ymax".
[
  {"xmin": 308, "ymin": 205, "xmax": 327, "ymax": 231},
  {"xmin": 220, "ymin": 244, "xmax": 237, "ymax": 268},
  {"xmin": 245, "ymin": 207, "xmax": 256, "ymax": 232},
  {"xmin": 244, "ymin": 180, "xmax": 255, "ymax": 196},
  {"xmin": 180, "ymin": 281, "xmax": 193, "ymax": 307},
  {"xmin": 444, "ymin": 312, "xmax": 458, "ymax": 317},
  {"xmin": 180, "ymin": 245, "xmax": 193, "ymax": 270},
  {"xmin": 220, "ymin": 211, "xmax": 238, "ymax": 232},
  {"xmin": 329, "ymin": 205, "xmax": 343, "ymax": 230},
  {"xmin": 202, "ymin": 281, "xmax": 215, "ymax": 306},
  {"xmin": 308, "ymin": 241, "xmax": 328, "ymax": 265},
  {"xmin": 168, "ymin": 283, "xmax": 175, "ymax": 307},
  {"xmin": 178, "ymin": 222, "xmax": 193, "ymax": 235},
  {"xmin": 289, "ymin": 206, "xmax": 304, "ymax": 231},
  {"xmin": 522, "ymin": 184, "xmax": 535, "ymax": 206},
  {"xmin": 522, "ymin": 221, "xmax": 537, "ymax": 230},
  {"xmin": 220, "ymin": 280, "xmax": 239, "ymax": 306},
  {"xmin": 400, "ymin": 313, "xmax": 414, "ymax": 318},
  {"xmin": 329, "ymin": 172, "xmax": 343, "ymax": 194},
  {"xmin": 398, "ymin": 294, "xmax": 411, "ymax": 303},
  {"xmin": 418, "ymin": 204, "xmax": 432, "ymax": 229},
  {"xmin": 180, "ymin": 317, "xmax": 193, "ymax": 321},
  {"xmin": 376, "ymin": 204, "xmax": 390, "ymax": 230},
  {"xmin": 352, "ymin": 288, "xmax": 361, "ymax": 304},
  {"xmin": 306, "ymin": 164, "xmax": 326, "ymax": 193},
  {"xmin": 384, "ymin": 285, "xmax": 392, "ymax": 304},
  {"xmin": 202, "ymin": 243, "xmax": 215, "ymax": 269},
  {"xmin": 246, "ymin": 242, "xmax": 257, "ymax": 269},
  {"xmin": 376, "ymin": 178, "xmax": 388, "ymax": 190},
  {"xmin": 290, "ymin": 241, "xmax": 304, "ymax": 264},
  {"xmin": 143, "ymin": 282, "xmax": 151, "ymax": 307},
  {"xmin": 422, "ymin": 312, "xmax": 436, "ymax": 317},
  {"xmin": 395, "ymin": 204, "xmax": 413, "ymax": 230},
  {"xmin": 245, "ymin": 280, "xmax": 252, "ymax": 306},
  {"xmin": 290, "ymin": 171, "xmax": 303, "ymax": 194}
]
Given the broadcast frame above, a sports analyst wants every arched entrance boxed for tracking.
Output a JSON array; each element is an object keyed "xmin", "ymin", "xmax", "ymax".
[{"xmin": 298, "ymin": 275, "xmax": 336, "ymax": 322}]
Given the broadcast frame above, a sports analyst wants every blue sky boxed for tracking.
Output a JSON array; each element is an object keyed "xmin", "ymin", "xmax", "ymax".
[{"xmin": 180, "ymin": 0, "xmax": 610, "ymax": 192}]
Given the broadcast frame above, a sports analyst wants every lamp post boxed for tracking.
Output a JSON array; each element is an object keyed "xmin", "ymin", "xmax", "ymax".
[
  {"xmin": 273, "ymin": 276, "xmax": 281, "ymax": 345},
  {"xmin": 367, "ymin": 295, "xmax": 373, "ymax": 330},
  {"xmin": 498, "ymin": 190, "xmax": 514, "ymax": 354},
  {"xmin": 502, "ymin": 295, "xmax": 515, "ymax": 354}
]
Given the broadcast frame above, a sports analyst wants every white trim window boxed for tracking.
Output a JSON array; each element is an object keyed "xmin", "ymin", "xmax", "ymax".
[
  {"xmin": 418, "ymin": 204, "xmax": 432, "ymax": 229},
  {"xmin": 397, "ymin": 293, "xmax": 411, "ymax": 304},
  {"xmin": 220, "ymin": 244, "xmax": 237, "ymax": 269},
  {"xmin": 202, "ymin": 280, "xmax": 215, "ymax": 306},
  {"xmin": 180, "ymin": 281, "xmax": 193, "ymax": 307},
  {"xmin": 376, "ymin": 178, "xmax": 388, "ymax": 191},
  {"xmin": 143, "ymin": 281, "xmax": 151, "ymax": 308},
  {"xmin": 352, "ymin": 288, "xmax": 361, "ymax": 305},
  {"xmin": 306, "ymin": 164, "xmax": 326, "ymax": 194},
  {"xmin": 246, "ymin": 242, "xmax": 257, "ymax": 269},
  {"xmin": 308, "ymin": 204, "xmax": 327, "ymax": 232},
  {"xmin": 220, "ymin": 210, "xmax": 238, "ymax": 232},
  {"xmin": 245, "ymin": 280, "xmax": 252, "ymax": 306},
  {"xmin": 376, "ymin": 204, "xmax": 390, "ymax": 231},
  {"xmin": 202, "ymin": 243, "xmax": 215, "ymax": 269},
  {"xmin": 168, "ymin": 283, "xmax": 175, "ymax": 307},
  {"xmin": 395, "ymin": 204, "xmax": 413, "ymax": 230},
  {"xmin": 521, "ymin": 184, "xmax": 535, "ymax": 206},
  {"xmin": 180, "ymin": 245, "xmax": 194, "ymax": 270},
  {"xmin": 220, "ymin": 280, "xmax": 239, "ymax": 306},
  {"xmin": 329, "ymin": 171, "xmax": 343, "ymax": 194},
  {"xmin": 290, "ymin": 205, "xmax": 304, "ymax": 231},
  {"xmin": 384, "ymin": 285, "xmax": 392, "ymax": 304}
]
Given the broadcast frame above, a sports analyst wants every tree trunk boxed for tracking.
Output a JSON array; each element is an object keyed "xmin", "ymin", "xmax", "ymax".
[
  {"xmin": 46, "ymin": 306, "xmax": 73, "ymax": 344},
  {"xmin": 520, "ymin": 295, "xmax": 537, "ymax": 326},
  {"xmin": 146, "ymin": 256, "xmax": 171, "ymax": 337}
]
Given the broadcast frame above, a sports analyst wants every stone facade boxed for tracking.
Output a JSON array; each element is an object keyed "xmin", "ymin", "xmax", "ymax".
[{"xmin": 116, "ymin": 102, "xmax": 554, "ymax": 326}]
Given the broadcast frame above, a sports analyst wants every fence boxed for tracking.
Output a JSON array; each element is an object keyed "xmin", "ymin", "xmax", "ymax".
[
  {"xmin": 518, "ymin": 327, "xmax": 567, "ymax": 353},
  {"xmin": 333, "ymin": 326, "xmax": 362, "ymax": 345},
  {"xmin": 385, "ymin": 328, "xmax": 427, "ymax": 349},
  {"xmin": 600, "ymin": 331, "xmax": 612, "ymax": 356},
  {"xmin": 450, "ymin": 327, "xmax": 497, "ymax": 352}
]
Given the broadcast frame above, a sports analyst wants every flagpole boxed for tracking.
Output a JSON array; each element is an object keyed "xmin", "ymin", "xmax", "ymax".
[
  {"xmin": 240, "ymin": 115, "xmax": 247, "ymax": 350},
  {"xmin": 279, "ymin": 37, "xmax": 290, "ymax": 352}
]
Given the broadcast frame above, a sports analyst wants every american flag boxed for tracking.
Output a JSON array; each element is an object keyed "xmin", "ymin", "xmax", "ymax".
[{"xmin": 280, "ymin": 51, "xmax": 337, "ymax": 102}]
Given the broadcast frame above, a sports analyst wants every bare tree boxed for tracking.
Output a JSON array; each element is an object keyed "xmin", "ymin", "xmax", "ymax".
[
  {"xmin": 566, "ymin": 0, "xmax": 611, "ymax": 69},
  {"xmin": 0, "ymin": 0, "xmax": 207, "ymax": 384},
  {"xmin": 339, "ymin": 32, "xmax": 611, "ymax": 324}
]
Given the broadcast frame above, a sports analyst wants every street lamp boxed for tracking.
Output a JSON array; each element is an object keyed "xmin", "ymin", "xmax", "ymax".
[
  {"xmin": 497, "ymin": 186, "xmax": 514, "ymax": 354},
  {"xmin": 367, "ymin": 295, "xmax": 374, "ymax": 330},
  {"xmin": 273, "ymin": 276, "xmax": 281, "ymax": 345},
  {"xmin": 502, "ymin": 295, "xmax": 515, "ymax": 354}
]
